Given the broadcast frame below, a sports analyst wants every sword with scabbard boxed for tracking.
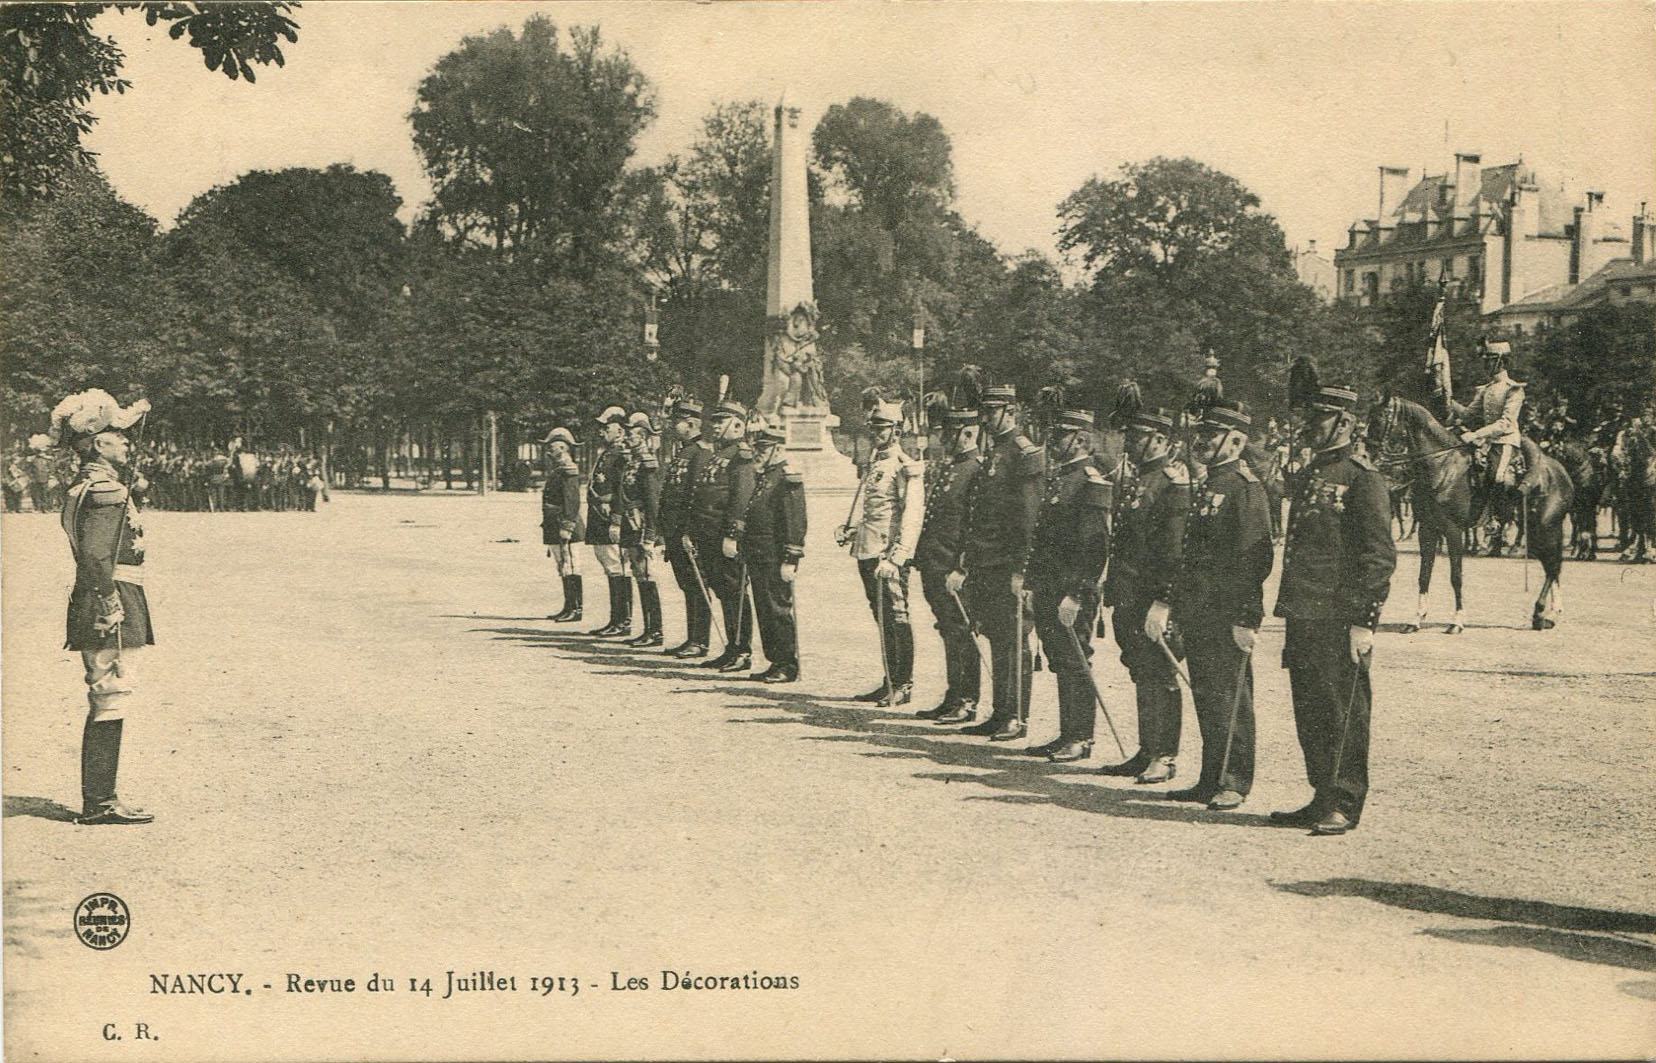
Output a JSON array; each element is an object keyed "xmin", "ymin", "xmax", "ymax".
[{"xmin": 681, "ymin": 534, "xmax": 726, "ymax": 653}]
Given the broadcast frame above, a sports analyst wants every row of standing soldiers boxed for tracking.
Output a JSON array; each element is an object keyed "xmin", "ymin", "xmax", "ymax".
[
  {"xmin": 540, "ymin": 400, "xmax": 807, "ymax": 681},
  {"xmin": 539, "ymin": 383, "xmax": 1396, "ymax": 836}
]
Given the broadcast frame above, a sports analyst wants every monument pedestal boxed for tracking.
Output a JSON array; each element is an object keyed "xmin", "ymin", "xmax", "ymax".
[{"xmin": 781, "ymin": 407, "xmax": 858, "ymax": 496}]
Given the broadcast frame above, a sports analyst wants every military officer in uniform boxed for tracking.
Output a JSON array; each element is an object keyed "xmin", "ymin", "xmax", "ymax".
[
  {"xmin": 948, "ymin": 385, "xmax": 1045, "ymax": 741},
  {"xmin": 1100, "ymin": 407, "xmax": 1189, "ymax": 784},
  {"xmin": 1145, "ymin": 398, "xmax": 1273, "ymax": 810},
  {"xmin": 741, "ymin": 422, "xmax": 807, "ymax": 682},
  {"xmin": 586, "ymin": 405, "xmax": 633, "ymax": 636},
  {"xmin": 1272, "ymin": 384, "xmax": 1396, "ymax": 835},
  {"xmin": 838, "ymin": 400, "xmax": 924, "ymax": 706},
  {"xmin": 1025, "ymin": 409, "xmax": 1113, "ymax": 762},
  {"xmin": 541, "ymin": 426, "xmax": 585, "ymax": 622},
  {"xmin": 619, "ymin": 412, "xmax": 665, "ymax": 647},
  {"xmin": 914, "ymin": 408, "xmax": 985, "ymax": 723},
  {"xmin": 661, "ymin": 399, "xmax": 715, "ymax": 657},
  {"xmin": 689, "ymin": 400, "xmax": 757, "ymax": 672},
  {"xmin": 51, "ymin": 388, "xmax": 155, "ymax": 824},
  {"xmin": 1449, "ymin": 340, "xmax": 1528, "ymax": 491}
]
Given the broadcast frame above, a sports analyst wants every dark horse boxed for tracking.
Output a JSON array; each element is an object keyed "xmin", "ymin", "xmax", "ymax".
[
  {"xmin": 1371, "ymin": 396, "xmax": 1574, "ymax": 632},
  {"xmin": 1551, "ymin": 440, "xmax": 1605, "ymax": 559}
]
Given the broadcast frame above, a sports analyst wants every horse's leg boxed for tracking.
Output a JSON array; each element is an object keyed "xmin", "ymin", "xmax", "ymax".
[
  {"xmin": 1446, "ymin": 525, "xmax": 1466, "ymax": 634},
  {"xmin": 1531, "ymin": 506, "xmax": 1564, "ymax": 630},
  {"xmin": 1409, "ymin": 521, "xmax": 1438, "ymax": 633}
]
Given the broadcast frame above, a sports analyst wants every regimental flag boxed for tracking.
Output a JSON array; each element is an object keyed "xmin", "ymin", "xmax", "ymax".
[{"xmin": 1425, "ymin": 276, "xmax": 1452, "ymax": 411}]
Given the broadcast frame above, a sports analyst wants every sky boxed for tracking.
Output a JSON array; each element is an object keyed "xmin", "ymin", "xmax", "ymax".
[{"xmin": 83, "ymin": 1, "xmax": 1656, "ymax": 264}]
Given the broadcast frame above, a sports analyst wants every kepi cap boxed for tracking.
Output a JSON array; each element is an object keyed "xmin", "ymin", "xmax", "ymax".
[
  {"xmin": 1310, "ymin": 385, "xmax": 1359, "ymax": 413},
  {"xmin": 1195, "ymin": 399, "xmax": 1252, "ymax": 430},
  {"xmin": 1128, "ymin": 407, "xmax": 1176, "ymax": 431},
  {"xmin": 980, "ymin": 385, "xmax": 1017, "ymax": 406},
  {"xmin": 1052, "ymin": 409, "xmax": 1096, "ymax": 431}
]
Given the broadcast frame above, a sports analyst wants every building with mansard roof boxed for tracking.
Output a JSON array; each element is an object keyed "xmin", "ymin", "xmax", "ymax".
[{"xmin": 1333, "ymin": 154, "xmax": 1644, "ymax": 317}]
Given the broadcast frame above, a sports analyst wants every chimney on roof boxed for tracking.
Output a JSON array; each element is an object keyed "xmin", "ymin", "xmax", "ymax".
[
  {"xmin": 1632, "ymin": 202, "xmax": 1651, "ymax": 266},
  {"xmin": 1377, "ymin": 166, "xmax": 1410, "ymax": 222},
  {"xmin": 1572, "ymin": 192, "xmax": 1606, "ymax": 284},
  {"xmin": 1453, "ymin": 153, "xmax": 1481, "ymax": 218}
]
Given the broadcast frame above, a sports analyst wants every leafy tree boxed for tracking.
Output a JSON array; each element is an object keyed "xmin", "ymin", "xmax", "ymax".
[
  {"xmin": 0, "ymin": 2, "xmax": 299, "ymax": 202},
  {"xmin": 1059, "ymin": 157, "xmax": 1326, "ymax": 412},
  {"xmin": 0, "ymin": 168, "xmax": 168, "ymax": 433},
  {"xmin": 170, "ymin": 165, "xmax": 406, "ymax": 337},
  {"xmin": 1527, "ymin": 304, "xmax": 1656, "ymax": 427},
  {"xmin": 408, "ymin": 15, "xmax": 655, "ymax": 273}
]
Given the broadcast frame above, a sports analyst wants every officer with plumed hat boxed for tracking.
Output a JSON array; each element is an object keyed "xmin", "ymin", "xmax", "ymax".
[
  {"xmin": 660, "ymin": 398, "xmax": 715, "ymax": 658},
  {"xmin": 1024, "ymin": 406, "xmax": 1113, "ymax": 761},
  {"xmin": 50, "ymin": 388, "xmax": 156, "ymax": 824},
  {"xmin": 1100, "ymin": 401, "xmax": 1190, "ymax": 783},
  {"xmin": 948, "ymin": 384, "xmax": 1046, "ymax": 741},
  {"xmin": 540, "ymin": 425, "xmax": 585, "ymax": 621},
  {"xmin": 688, "ymin": 399, "xmax": 758, "ymax": 672},
  {"xmin": 1272, "ymin": 380, "xmax": 1396, "ymax": 835},
  {"xmin": 1144, "ymin": 396, "xmax": 1273, "ymax": 810}
]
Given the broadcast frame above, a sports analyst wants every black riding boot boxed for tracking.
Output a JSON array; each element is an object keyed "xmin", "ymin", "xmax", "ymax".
[
  {"xmin": 78, "ymin": 719, "xmax": 151, "ymax": 825},
  {"xmin": 589, "ymin": 576, "xmax": 622, "ymax": 635}
]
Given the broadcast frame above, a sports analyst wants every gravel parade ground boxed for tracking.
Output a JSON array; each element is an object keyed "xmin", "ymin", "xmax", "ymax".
[{"xmin": 4, "ymin": 492, "xmax": 1653, "ymax": 1060}]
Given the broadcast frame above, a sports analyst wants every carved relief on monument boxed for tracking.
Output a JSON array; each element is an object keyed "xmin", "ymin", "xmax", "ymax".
[{"xmin": 758, "ymin": 299, "xmax": 828, "ymax": 416}]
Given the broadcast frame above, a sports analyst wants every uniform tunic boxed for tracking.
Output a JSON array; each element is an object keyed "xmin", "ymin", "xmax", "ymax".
[
  {"xmin": 62, "ymin": 460, "xmax": 153, "ymax": 652},
  {"xmin": 617, "ymin": 450, "xmax": 663, "ymax": 550},
  {"xmin": 585, "ymin": 444, "xmax": 626, "ymax": 546},
  {"xmin": 850, "ymin": 441, "xmax": 924, "ymax": 687},
  {"xmin": 688, "ymin": 440, "xmax": 758, "ymax": 653},
  {"xmin": 1169, "ymin": 458, "xmax": 1274, "ymax": 796},
  {"xmin": 1104, "ymin": 454, "xmax": 1190, "ymax": 760},
  {"xmin": 540, "ymin": 453, "xmax": 585, "ymax": 546},
  {"xmin": 1274, "ymin": 444, "xmax": 1395, "ymax": 822},
  {"xmin": 662, "ymin": 440, "xmax": 715, "ymax": 644},
  {"xmin": 1027, "ymin": 453, "xmax": 1113, "ymax": 742},
  {"xmin": 915, "ymin": 448, "xmax": 984, "ymax": 705},
  {"xmin": 742, "ymin": 462, "xmax": 808, "ymax": 668}
]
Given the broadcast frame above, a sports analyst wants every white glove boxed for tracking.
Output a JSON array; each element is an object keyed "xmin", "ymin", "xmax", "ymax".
[
  {"xmin": 779, "ymin": 562, "xmax": 797, "ymax": 584},
  {"xmin": 1349, "ymin": 625, "xmax": 1373, "ymax": 662},
  {"xmin": 1057, "ymin": 595, "xmax": 1079, "ymax": 628},
  {"xmin": 721, "ymin": 537, "xmax": 739, "ymax": 559},
  {"xmin": 834, "ymin": 524, "xmax": 853, "ymax": 547},
  {"xmin": 875, "ymin": 558, "xmax": 899, "ymax": 581},
  {"xmin": 1232, "ymin": 625, "xmax": 1257, "ymax": 654},
  {"xmin": 1459, "ymin": 431, "xmax": 1477, "ymax": 445},
  {"xmin": 945, "ymin": 570, "xmax": 966, "ymax": 594},
  {"xmin": 1143, "ymin": 600, "xmax": 1171, "ymax": 642}
]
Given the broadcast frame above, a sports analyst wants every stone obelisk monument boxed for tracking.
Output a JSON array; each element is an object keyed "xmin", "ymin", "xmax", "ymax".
[{"xmin": 755, "ymin": 92, "xmax": 849, "ymax": 490}]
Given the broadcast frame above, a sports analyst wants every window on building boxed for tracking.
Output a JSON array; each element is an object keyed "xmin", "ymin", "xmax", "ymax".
[
  {"xmin": 1620, "ymin": 286, "xmax": 1632, "ymax": 298},
  {"xmin": 1364, "ymin": 273, "xmax": 1379, "ymax": 303},
  {"xmin": 1344, "ymin": 269, "xmax": 1355, "ymax": 294},
  {"xmin": 1467, "ymin": 255, "xmax": 1482, "ymax": 290},
  {"xmin": 1442, "ymin": 257, "xmax": 1454, "ymax": 279},
  {"xmin": 1513, "ymin": 324, "xmax": 1524, "ymax": 337}
]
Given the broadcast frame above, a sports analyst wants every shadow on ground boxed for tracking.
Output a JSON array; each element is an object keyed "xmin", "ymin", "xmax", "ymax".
[
  {"xmin": 1275, "ymin": 878, "xmax": 1656, "ymax": 983},
  {"xmin": 464, "ymin": 623, "xmax": 1294, "ymax": 833},
  {"xmin": 3, "ymin": 796, "xmax": 77, "ymax": 822}
]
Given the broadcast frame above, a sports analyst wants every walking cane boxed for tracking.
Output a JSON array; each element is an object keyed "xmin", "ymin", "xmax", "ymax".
[
  {"xmin": 681, "ymin": 535, "xmax": 726, "ymax": 653},
  {"xmin": 1215, "ymin": 648, "xmax": 1252, "ymax": 790},
  {"xmin": 1065, "ymin": 625, "xmax": 1128, "ymax": 760}
]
